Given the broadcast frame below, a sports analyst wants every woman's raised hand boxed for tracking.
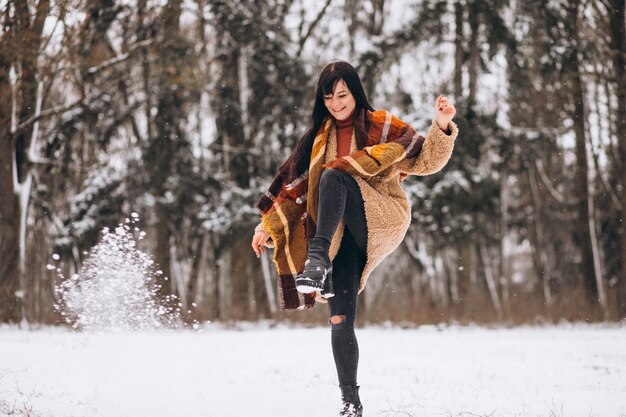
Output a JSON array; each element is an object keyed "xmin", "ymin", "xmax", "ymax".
[
  {"xmin": 251, "ymin": 230, "xmax": 270, "ymax": 258},
  {"xmin": 435, "ymin": 95, "xmax": 456, "ymax": 130}
]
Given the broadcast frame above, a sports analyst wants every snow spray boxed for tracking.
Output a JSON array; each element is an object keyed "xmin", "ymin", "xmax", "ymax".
[{"xmin": 53, "ymin": 213, "xmax": 193, "ymax": 331}]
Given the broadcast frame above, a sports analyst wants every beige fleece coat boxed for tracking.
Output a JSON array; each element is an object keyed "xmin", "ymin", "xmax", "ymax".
[{"xmin": 256, "ymin": 117, "xmax": 458, "ymax": 294}]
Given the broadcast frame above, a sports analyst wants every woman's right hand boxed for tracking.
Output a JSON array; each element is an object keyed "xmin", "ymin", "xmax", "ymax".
[
  {"xmin": 435, "ymin": 95, "xmax": 456, "ymax": 130},
  {"xmin": 251, "ymin": 231, "xmax": 270, "ymax": 258}
]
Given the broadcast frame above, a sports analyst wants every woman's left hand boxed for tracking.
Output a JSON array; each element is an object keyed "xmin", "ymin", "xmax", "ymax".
[{"xmin": 435, "ymin": 95, "xmax": 456, "ymax": 130}]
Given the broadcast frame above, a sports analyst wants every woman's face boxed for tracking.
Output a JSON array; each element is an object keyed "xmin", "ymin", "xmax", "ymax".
[{"xmin": 323, "ymin": 79, "xmax": 356, "ymax": 121}]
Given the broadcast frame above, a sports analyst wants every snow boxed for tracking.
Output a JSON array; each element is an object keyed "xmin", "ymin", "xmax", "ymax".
[
  {"xmin": 1, "ymin": 324, "xmax": 624, "ymax": 417},
  {"xmin": 53, "ymin": 219, "xmax": 190, "ymax": 332}
]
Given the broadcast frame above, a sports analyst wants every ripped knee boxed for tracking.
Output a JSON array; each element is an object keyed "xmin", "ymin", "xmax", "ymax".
[
  {"xmin": 329, "ymin": 314, "xmax": 354, "ymax": 333},
  {"xmin": 330, "ymin": 315, "xmax": 346, "ymax": 324}
]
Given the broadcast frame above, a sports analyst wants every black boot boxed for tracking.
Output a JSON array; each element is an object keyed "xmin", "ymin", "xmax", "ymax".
[
  {"xmin": 295, "ymin": 237, "xmax": 334, "ymax": 297},
  {"xmin": 339, "ymin": 384, "xmax": 363, "ymax": 417}
]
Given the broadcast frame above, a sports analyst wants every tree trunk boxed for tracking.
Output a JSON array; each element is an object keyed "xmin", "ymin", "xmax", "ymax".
[
  {"xmin": 154, "ymin": 204, "xmax": 173, "ymax": 299},
  {"xmin": 608, "ymin": 0, "xmax": 626, "ymax": 318},
  {"xmin": 478, "ymin": 241, "xmax": 503, "ymax": 319},
  {"xmin": 567, "ymin": 0, "xmax": 599, "ymax": 314},
  {"xmin": 147, "ymin": 0, "xmax": 184, "ymax": 302},
  {"xmin": 456, "ymin": 241, "xmax": 473, "ymax": 317},
  {"xmin": 186, "ymin": 234, "xmax": 204, "ymax": 313},
  {"xmin": 0, "ymin": 142, "xmax": 20, "ymax": 322},
  {"xmin": 588, "ymin": 190, "xmax": 608, "ymax": 318},
  {"xmin": 467, "ymin": 1, "xmax": 480, "ymax": 111},
  {"xmin": 499, "ymin": 173, "xmax": 512, "ymax": 318},
  {"xmin": 345, "ymin": 0, "xmax": 359, "ymax": 59},
  {"xmin": 454, "ymin": 0, "xmax": 464, "ymax": 97},
  {"xmin": 212, "ymin": 23, "xmax": 248, "ymax": 187},
  {"xmin": 260, "ymin": 251, "xmax": 277, "ymax": 314},
  {"xmin": 0, "ymin": 0, "xmax": 49, "ymax": 323},
  {"xmin": 231, "ymin": 238, "xmax": 252, "ymax": 320},
  {"xmin": 445, "ymin": 248, "xmax": 460, "ymax": 304},
  {"xmin": 403, "ymin": 237, "xmax": 425, "ymax": 312},
  {"xmin": 0, "ymin": 25, "xmax": 20, "ymax": 322},
  {"xmin": 416, "ymin": 240, "xmax": 438, "ymax": 307},
  {"xmin": 435, "ymin": 254, "xmax": 448, "ymax": 308},
  {"xmin": 207, "ymin": 235, "xmax": 222, "ymax": 321},
  {"xmin": 369, "ymin": 0, "xmax": 385, "ymax": 36},
  {"xmin": 528, "ymin": 162, "xmax": 553, "ymax": 306}
]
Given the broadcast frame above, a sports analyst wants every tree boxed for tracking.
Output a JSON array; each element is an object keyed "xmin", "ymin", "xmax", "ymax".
[
  {"xmin": 607, "ymin": 0, "xmax": 626, "ymax": 318},
  {"xmin": 0, "ymin": 0, "xmax": 50, "ymax": 323}
]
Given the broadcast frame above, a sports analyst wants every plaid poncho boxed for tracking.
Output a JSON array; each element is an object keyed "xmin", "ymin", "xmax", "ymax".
[{"xmin": 257, "ymin": 107, "xmax": 457, "ymax": 310}]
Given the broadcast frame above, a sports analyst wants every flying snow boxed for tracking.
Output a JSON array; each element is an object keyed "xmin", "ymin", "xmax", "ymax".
[{"xmin": 54, "ymin": 215, "xmax": 187, "ymax": 331}]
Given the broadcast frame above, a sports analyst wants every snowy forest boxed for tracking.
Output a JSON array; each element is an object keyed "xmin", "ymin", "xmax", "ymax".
[{"xmin": 1, "ymin": 0, "xmax": 625, "ymax": 326}]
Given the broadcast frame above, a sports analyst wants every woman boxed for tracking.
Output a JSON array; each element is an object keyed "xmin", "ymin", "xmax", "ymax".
[{"xmin": 251, "ymin": 61, "xmax": 458, "ymax": 417}]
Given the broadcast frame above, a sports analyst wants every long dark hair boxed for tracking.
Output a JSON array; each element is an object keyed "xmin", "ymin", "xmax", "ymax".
[{"xmin": 290, "ymin": 61, "xmax": 375, "ymax": 176}]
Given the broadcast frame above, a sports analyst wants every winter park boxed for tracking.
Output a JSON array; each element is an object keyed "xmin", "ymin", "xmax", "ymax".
[{"xmin": 1, "ymin": 0, "xmax": 626, "ymax": 416}]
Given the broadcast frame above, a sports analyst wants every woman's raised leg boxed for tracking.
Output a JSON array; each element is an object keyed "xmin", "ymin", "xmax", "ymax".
[{"xmin": 296, "ymin": 169, "xmax": 367, "ymax": 294}]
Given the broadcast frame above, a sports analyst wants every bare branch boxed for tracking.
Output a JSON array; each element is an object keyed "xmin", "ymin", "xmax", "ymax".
[
  {"xmin": 27, "ymin": 80, "xmax": 46, "ymax": 165},
  {"xmin": 16, "ymin": 97, "xmax": 84, "ymax": 132},
  {"xmin": 296, "ymin": 0, "xmax": 332, "ymax": 57},
  {"xmin": 534, "ymin": 159, "xmax": 567, "ymax": 205},
  {"xmin": 86, "ymin": 38, "xmax": 154, "ymax": 76}
]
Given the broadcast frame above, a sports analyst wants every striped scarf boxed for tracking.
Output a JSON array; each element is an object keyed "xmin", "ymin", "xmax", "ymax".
[{"xmin": 257, "ymin": 107, "xmax": 425, "ymax": 310}]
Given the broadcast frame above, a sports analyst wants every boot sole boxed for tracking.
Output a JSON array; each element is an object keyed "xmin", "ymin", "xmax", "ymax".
[
  {"xmin": 296, "ymin": 267, "xmax": 334, "ymax": 298},
  {"xmin": 296, "ymin": 284, "xmax": 335, "ymax": 299},
  {"xmin": 295, "ymin": 279, "xmax": 323, "ymax": 294},
  {"xmin": 295, "ymin": 279, "xmax": 335, "ymax": 298}
]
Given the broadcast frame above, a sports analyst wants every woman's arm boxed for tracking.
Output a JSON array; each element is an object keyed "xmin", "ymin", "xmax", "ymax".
[
  {"xmin": 324, "ymin": 96, "xmax": 458, "ymax": 179},
  {"xmin": 395, "ymin": 119, "xmax": 458, "ymax": 176},
  {"xmin": 396, "ymin": 96, "xmax": 458, "ymax": 176}
]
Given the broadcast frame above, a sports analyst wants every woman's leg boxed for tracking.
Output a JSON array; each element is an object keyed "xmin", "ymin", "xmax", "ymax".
[
  {"xmin": 296, "ymin": 169, "xmax": 367, "ymax": 294},
  {"xmin": 328, "ymin": 230, "xmax": 366, "ymax": 416},
  {"xmin": 315, "ymin": 169, "xmax": 367, "ymax": 253},
  {"xmin": 327, "ymin": 230, "xmax": 365, "ymax": 387},
  {"xmin": 316, "ymin": 170, "xmax": 367, "ymax": 414}
]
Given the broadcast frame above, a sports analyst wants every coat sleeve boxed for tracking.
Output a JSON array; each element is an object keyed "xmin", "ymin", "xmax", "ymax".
[
  {"xmin": 395, "ymin": 120, "xmax": 459, "ymax": 176},
  {"xmin": 324, "ymin": 116, "xmax": 458, "ymax": 179}
]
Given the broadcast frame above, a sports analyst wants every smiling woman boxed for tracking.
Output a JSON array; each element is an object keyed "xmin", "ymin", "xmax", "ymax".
[{"xmin": 250, "ymin": 60, "xmax": 458, "ymax": 417}]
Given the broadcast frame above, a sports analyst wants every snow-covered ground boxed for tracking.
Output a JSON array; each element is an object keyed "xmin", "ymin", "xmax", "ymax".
[{"xmin": 1, "ymin": 324, "xmax": 624, "ymax": 417}]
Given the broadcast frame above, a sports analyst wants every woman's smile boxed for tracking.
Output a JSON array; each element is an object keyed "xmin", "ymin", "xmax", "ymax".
[{"xmin": 324, "ymin": 79, "xmax": 356, "ymax": 121}]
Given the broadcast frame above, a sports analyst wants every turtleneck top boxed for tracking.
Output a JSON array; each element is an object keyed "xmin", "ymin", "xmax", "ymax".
[{"xmin": 335, "ymin": 113, "xmax": 354, "ymax": 158}]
